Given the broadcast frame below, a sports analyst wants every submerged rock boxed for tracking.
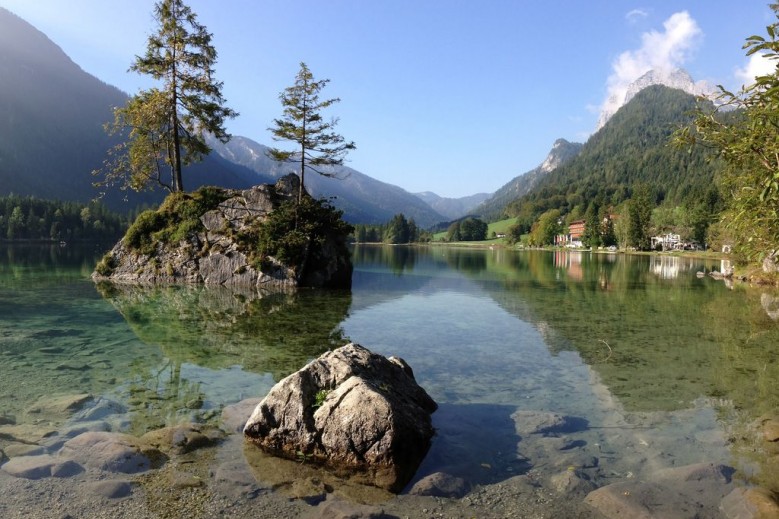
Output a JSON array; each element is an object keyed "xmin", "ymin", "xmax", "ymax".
[
  {"xmin": 721, "ymin": 487, "xmax": 779, "ymax": 519},
  {"xmin": 140, "ymin": 423, "xmax": 224, "ymax": 456},
  {"xmin": 409, "ymin": 471, "xmax": 471, "ymax": 498},
  {"xmin": 584, "ymin": 462, "xmax": 735, "ymax": 519},
  {"xmin": 59, "ymin": 431, "xmax": 163, "ymax": 473},
  {"xmin": 243, "ymin": 343, "xmax": 437, "ymax": 492},
  {"xmin": 1, "ymin": 455, "xmax": 58, "ymax": 480},
  {"xmin": 87, "ymin": 480, "xmax": 133, "ymax": 499},
  {"xmin": 512, "ymin": 410, "xmax": 588, "ymax": 436}
]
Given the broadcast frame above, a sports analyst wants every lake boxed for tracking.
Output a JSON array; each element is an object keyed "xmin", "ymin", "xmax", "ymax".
[{"xmin": 1, "ymin": 243, "xmax": 777, "ymax": 518}]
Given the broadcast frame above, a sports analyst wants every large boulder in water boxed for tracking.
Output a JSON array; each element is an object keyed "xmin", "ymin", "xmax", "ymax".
[{"xmin": 243, "ymin": 343, "xmax": 437, "ymax": 492}]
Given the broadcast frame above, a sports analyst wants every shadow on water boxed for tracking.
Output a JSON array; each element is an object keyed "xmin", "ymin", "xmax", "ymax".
[{"xmin": 413, "ymin": 403, "xmax": 529, "ymax": 487}]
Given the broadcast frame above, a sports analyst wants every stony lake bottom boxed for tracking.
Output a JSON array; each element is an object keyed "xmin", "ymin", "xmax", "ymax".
[{"xmin": 0, "ymin": 244, "xmax": 778, "ymax": 518}]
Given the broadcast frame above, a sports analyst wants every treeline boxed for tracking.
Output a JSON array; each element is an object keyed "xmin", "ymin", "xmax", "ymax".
[
  {"xmin": 353, "ymin": 213, "xmax": 432, "ymax": 244},
  {"xmin": 445, "ymin": 217, "xmax": 488, "ymax": 242},
  {"xmin": 0, "ymin": 195, "xmax": 131, "ymax": 242}
]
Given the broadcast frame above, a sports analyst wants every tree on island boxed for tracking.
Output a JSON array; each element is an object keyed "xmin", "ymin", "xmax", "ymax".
[
  {"xmin": 674, "ymin": 5, "xmax": 779, "ymax": 264},
  {"xmin": 268, "ymin": 62, "xmax": 356, "ymax": 204},
  {"xmin": 94, "ymin": 0, "xmax": 237, "ymax": 195}
]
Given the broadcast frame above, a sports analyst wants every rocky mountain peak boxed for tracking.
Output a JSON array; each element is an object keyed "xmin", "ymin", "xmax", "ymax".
[
  {"xmin": 540, "ymin": 139, "xmax": 584, "ymax": 173},
  {"xmin": 596, "ymin": 68, "xmax": 705, "ymax": 130}
]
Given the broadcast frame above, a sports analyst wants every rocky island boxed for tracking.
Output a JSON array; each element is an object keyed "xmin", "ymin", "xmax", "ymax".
[{"xmin": 92, "ymin": 175, "xmax": 353, "ymax": 289}]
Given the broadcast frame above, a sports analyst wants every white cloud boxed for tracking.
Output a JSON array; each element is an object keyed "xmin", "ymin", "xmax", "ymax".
[
  {"xmin": 626, "ymin": 9, "xmax": 649, "ymax": 23},
  {"xmin": 599, "ymin": 11, "xmax": 702, "ymax": 123},
  {"xmin": 735, "ymin": 53, "xmax": 776, "ymax": 87}
]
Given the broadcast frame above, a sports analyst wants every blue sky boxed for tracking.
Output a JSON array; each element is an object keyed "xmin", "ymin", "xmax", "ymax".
[{"xmin": 0, "ymin": 1, "xmax": 775, "ymax": 198}]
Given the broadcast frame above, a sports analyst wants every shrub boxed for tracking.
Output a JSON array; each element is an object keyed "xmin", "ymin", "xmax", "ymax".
[
  {"xmin": 95, "ymin": 252, "xmax": 117, "ymax": 276},
  {"xmin": 124, "ymin": 209, "xmax": 165, "ymax": 255},
  {"xmin": 255, "ymin": 196, "xmax": 353, "ymax": 273},
  {"xmin": 124, "ymin": 186, "xmax": 229, "ymax": 255}
]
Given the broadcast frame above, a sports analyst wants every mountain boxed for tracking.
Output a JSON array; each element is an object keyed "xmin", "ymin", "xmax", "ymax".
[
  {"xmin": 473, "ymin": 139, "xmax": 583, "ymax": 221},
  {"xmin": 208, "ymin": 136, "xmax": 447, "ymax": 227},
  {"xmin": 596, "ymin": 68, "xmax": 707, "ymax": 130},
  {"xmin": 506, "ymin": 85, "xmax": 721, "ymax": 228},
  {"xmin": 0, "ymin": 8, "xmax": 445, "ymax": 225},
  {"xmin": 411, "ymin": 191, "xmax": 490, "ymax": 220},
  {"xmin": 0, "ymin": 7, "xmax": 272, "ymax": 212}
]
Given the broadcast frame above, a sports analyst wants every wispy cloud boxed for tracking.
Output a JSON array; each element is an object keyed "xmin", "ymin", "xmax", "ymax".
[
  {"xmin": 625, "ymin": 9, "xmax": 649, "ymax": 23},
  {"xmin": 735, "ymin": 53, "xmax": 776, "ymax": 87},
  {"xmin": 599, "ymin": 11, "xmax": 702, "ymax": 123}
]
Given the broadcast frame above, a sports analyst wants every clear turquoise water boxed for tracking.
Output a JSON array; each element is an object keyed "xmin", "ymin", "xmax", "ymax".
[{"xmin": 1, "ymin": 243, "xmax": 778, "ymax": 511}]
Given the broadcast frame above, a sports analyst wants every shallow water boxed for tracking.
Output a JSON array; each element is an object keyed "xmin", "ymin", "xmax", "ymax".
[{"xmin": 1, "ymin": 244, "xmax": 778, "ymax": 517}]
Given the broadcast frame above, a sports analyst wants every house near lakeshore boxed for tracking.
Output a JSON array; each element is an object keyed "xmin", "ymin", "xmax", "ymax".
[
  {"xmin": 650, "ymin": 233, "xmax": 702, "ymax": 251},
  {"xmin": 555, "ymin": 219, "xmax": 586, "ymax": 247},
  {"xmin": 555, "ymin": 214, "xmax": 617, "ymax": 247}
]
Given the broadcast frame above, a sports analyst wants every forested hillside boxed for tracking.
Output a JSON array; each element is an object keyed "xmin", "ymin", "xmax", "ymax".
[{"xmin": 506, "ymin": 86, "xmax": 722, "ymax": 231}]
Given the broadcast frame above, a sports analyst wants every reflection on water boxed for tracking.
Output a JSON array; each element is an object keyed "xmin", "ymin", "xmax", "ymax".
[
  {"xmin": 96, "ymin": 283, "xmax": 351, "ymax": 382},
  {"xmin": 1, "ymin": 244, "xmax": 779, "ymax": 514}
]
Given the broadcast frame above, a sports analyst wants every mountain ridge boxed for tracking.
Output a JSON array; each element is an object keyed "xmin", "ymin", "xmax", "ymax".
[
  {"xmin": 473, "ymin": 138, "xmax": 583, "ymax": 221},
  {"xmin": 207, "ymin": 136, "xmax": 448, "ymax": 227},
  {"xmin": 411, "ymin": 191, "xmax": 490, "ymax": 220},
  {"xmin": 0, "ymin": 7, "xmax": 447, "ymax": 226}
]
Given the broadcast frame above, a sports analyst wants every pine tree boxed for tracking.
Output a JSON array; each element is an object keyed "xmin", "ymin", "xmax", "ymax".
[
  {"xmin": 95, "ymin": 0, "xmax": 236, "ymax": 194},
  {"xmin": 581, "ymin": 203, "xmax": 602, "ymax": 248},
  {"xmin": 628, "ymin": 184, "xmax": 653, "ymax": 250},
  {"xmin": 269, "ymin": 63, "xmax": 356, "ymax": 204}
]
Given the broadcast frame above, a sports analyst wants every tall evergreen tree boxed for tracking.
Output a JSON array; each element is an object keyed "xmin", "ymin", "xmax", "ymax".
[
  {"xmin": 628, "ymin": 184, "xmax": 653, "ymax": 250},
  {"xmin": 95, "ymin": 0, "xmax": 236, "ymax": 194},
  {"xmin": 269, "ymin": 63, "xmax": 356, "ymax": 204},
  {"xmin": 601, "ymin": 211, "xmax": 617, "ymax": 247},
  {"xmin": 581, "ymin": 203, "xmax": 602, "ymax": 248},
  {"xmin": 385, "ymin": 214, "xmax": 410, "ymax": 244}
]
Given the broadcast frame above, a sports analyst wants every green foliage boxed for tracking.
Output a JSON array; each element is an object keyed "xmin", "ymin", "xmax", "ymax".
[
  {"xmin": 673, "ymin": 5, "xmax": 779, "ymax": 263},
  {"xmin": 124, "ymin": 186, "xmax": 229, "ymax": 255},
  {"xmin": 255, "ymin": 195, "xmax": 354, "ymax": 272},
  {"xmin": 95, "ymin": 252, "xmax": 117, "ymax": 276},
  {"xmin": 385, "ymin": 214, "xmax": 421, "ymax": 243},
  {"xmin": 649, "ymin": 186, "xmax": 723, "ymax": 246},
  {"xmin": 354, "ymin": 215, "xmax": 429, "ymax": 244},
  {"xmin": 446, "ymin": 217, "xmax": 488, "ymax": 242},
  {"xmin": 269, "ymin": 62, "xmax": 356, "ymax": 203},
  {"xmin": 581, "ymin": 204, "xmax": 602, "ymax": 248},
  {"xmin": 0, "ymin": 195, "xmax": 128, "ymax": 242},
  {"xmin": 312, "ymin": 389, "xmax": 330, "ymax": 409},
  {"xmin": 505, "ymin": 222, "xmax": 525, "ymax": 245},
  {"xmin": 125, "ymin": 210, "xmax": 165, "ymax": 254},
  {"xmin": 628, "ymin": 183, "xmax": 653, "ymax": 250},
  {"xmin": 94, "ymin": 0, "xmax": 237, "ymax": 194},
  {"xmin": 529, "ymin": 209, "xmax": 562, "ymax": 246}
]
